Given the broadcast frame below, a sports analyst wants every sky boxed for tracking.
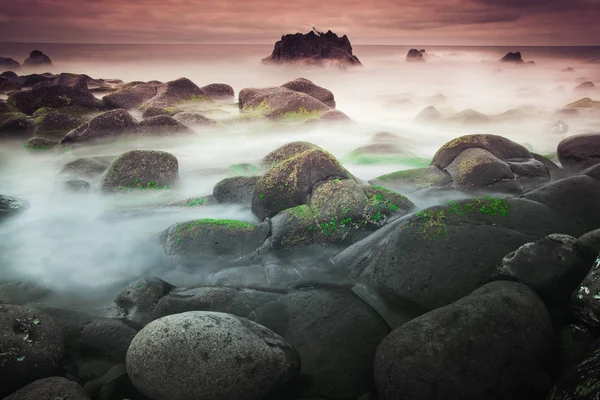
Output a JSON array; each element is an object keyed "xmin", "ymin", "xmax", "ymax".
[{"xmin": 0, "ymin": 0, "xmax": 599, "ymax": 45}]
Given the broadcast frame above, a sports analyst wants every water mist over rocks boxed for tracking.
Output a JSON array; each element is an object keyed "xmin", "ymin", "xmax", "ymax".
[{"xmin": 1, "ymin": 43, "xmax": 600, "ymax": 399}]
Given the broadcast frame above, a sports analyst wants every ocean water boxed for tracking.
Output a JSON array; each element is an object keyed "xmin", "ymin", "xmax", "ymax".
[{"xmin": 0, "ymin": 42, "xmax": 599, "ymax": 301}]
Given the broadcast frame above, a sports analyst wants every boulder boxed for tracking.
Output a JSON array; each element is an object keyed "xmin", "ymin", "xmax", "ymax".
[
  {"xmin": 59, "ymin": 157, "xmax": 109, "ymax": 179},
  {"xmin": 557, "ymin": 133, "xmax": 600, "ymax": 172},
  {"xmin": 142, "ymin": 77, "xmax": 211, "ymax": 109},
  {"xmin": 261, "ymin": 29, "xmax": 362, "ymax": 67},
  {"xmin": 34, "ymin": 111, "xmax": 83, "ymax": 139},
  {"xmin": 500, "ymin": 52, "xmax": 524, "ymax": 63},
  {"xmin": 575, "ymin": 81, "xmax": 596, "ymax": 91},
  {"xmin": 449, "ymin": 109, "xmax": 494, "ymax": 125},
  {"xmin": 100, "ymin": 150, "xmax": 179, "ymax": 192},
  {"xmin": 0, "ymin": 110, "xmax": 32, "ymax": 136},
  {"xmin": 23, "ymin": 50, "xmax": 52, "ymax": 66},
  {"xmin": 0, "ymin": 195, "xmax": 28, "ymax": 220},
  {"xmin": 213, "ymin": 176, "xmax": 260, "ymax": 205},
  {"xmin": 0, "ymin": 57, "xmax": 20, "ymax": 70},
  {"xmin": 137, "ymin": 115, "xmax": 192, "ymax": 135},
  {"xmin": 60, "ymin": 109, "xmax": 138, "ymax": 145},
  {"xmin": 241, "ymin": 87, "xmax": 330, "ymax": 120},
  {"xmin": 126, "ymin": 311, "xmax": 300, "ymax": 400},
  {"xmin": 0, "ymin": 76, "xmax": 22, "ymax": 93},
  {"xmin": 406, "ymin": 49, "xmax": 424, "ymax": 62},
  {"xmin": 564, "ymin": 97, "xmax": 600, "ymax": 110},
  {"xmin": 531, "ymin": 153, "xmax": 569, "ymax": 181},
  {"xmin": 200, "ymin": 83, "xmax": 235, "ymax": 100},
  {"xmin": 308, "ymin": 109, "xmax": 351, "ymax": 123},
  {"xmin": 0, "ymin": 282, "xmax": 53, "ymax": 305},
  {"xmin": 548, "ymin": 340, "xmax": 600, "ymax": 399},
  {"xmin": 2, "ymin": 377, "xmax": 89, "ymax": 400},
  {"xmin": 0, "ymin": 305, "xmax": 64, "ymax": 397},
  {"xmin": 141, "ymin": 105, "xmax": 183, "ymax": 118},
  {"xmin": 261, "ymin": 141, "xmax": 320, "ymax": 168},
  {"xmin": 414, "ymin": 106, "xmax": 443, "ymax": 122},
  {"xmin": 370, "ymin": 166, "xmax": 452, "ymax": 192},
  {"xmin": 374, "ymin": 281, "xmax": 552, "ymax": 400},
  {"xmin": 571, "ymin": 255, "xmax": 600, "ymax": 328},
  {"xmin": 173, "ymin": 111, "xmax": 217, "ymax": 126},
  {"xmin": 103, "ymin": 82, "xmax": 157, "ymax": 110},
  {"xmin": 112, "ymin": 277, "xmax": 175, "ymax": 326},
  {"xmin": 550, "ymin": 324, "xmax": 594, "ymax": 381},
  {"xmin": 62, "ymin": 179, "xmax": 90, "ymax": 192},
  {"xmin": 251, "ymin": 148, "xmax": 355, "ymax": 220},
  {"xmin": 281, "ymin": 78, "xmax": 335, "ymax": 108}
]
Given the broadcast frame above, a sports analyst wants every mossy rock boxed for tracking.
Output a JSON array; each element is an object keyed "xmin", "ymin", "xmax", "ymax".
[
  {"xmin": 34, "ymin": 111, "xmax": 84, "ymax": 139},
  {"xmin": 252, "ymin": 148, "xmax": 356, "ymax": 220},
  {"xmin": 159, "ymin": 219, "xmax": 270, "ymax": 266},
  {"xmin": 32, "ymin": 106, "xmax": 95, "ymax": 120},
  {"xmin": 370, "ymin": 166, "xmax": 452, "ymax": 192},
  {"xmin": 262, "ymin": 141, "xmax": 320, "ymax": 168},
  {"xmin": 59, "ymin": 157, "xmax": 109, "ymax": 179},
  {"xmin": 564, "ymin": 98, "xmax": 600, "ymax": 110},
  {"xmin": 0, "ymin": 111, "xmax": 31, "ymax": 135},
  {"xmin": 141, "ymin": 105, "xmax": 184, "ymax": 119},
  {"xmin": 168, "ymin": 195, "xmax": 219, "ymax": 208},
  {"xmin": 281, "ymin": 78, "xmax": 335, "ymax": 108},
  {"xmin": 103, "ymin": 83, "xmax": 157, "ymax": 110},
  {"xmin": 241, "ymin": 87, "xmax": 329, "ymax": 120},
  {"xmin": 25, "ymin": 137, "xmax": 58, "ymax": 150},
  {"xmin": 227, "ymin": 163, "xmax": 261, "ymax": 176},
  {"xmin": 213, "ymin": 176, "xmax": 260, "ymax": 205}
]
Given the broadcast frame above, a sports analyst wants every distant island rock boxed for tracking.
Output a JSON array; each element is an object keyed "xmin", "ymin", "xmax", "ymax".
[
  {"xmin": 406, "ymin": 49, "xmax": 425, "ymax": 62},
  {"xmin": 500, "ymin": 52, "xmax": 524, "ymax": 63},
  {"xmin": 0, "ymin": 57, "xmax": 20, "ymax": 71},
  {"xmin": 261, "ymin": 28, "xmax": 362, "ymax": 67},
  {"xmin": 23, "ymin": 50, "xmax": 52, "ymax": 67}
]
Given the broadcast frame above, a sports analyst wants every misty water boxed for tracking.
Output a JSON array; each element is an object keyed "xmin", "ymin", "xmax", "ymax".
[{"xmin": 0, "ymin": 43, "xmax": 599, "ymax": 305}]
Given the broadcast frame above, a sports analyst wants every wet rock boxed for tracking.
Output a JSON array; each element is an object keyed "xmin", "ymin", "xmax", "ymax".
[
  {"xmin": 83, "ymin": 364, "xmax": 140, "ymax": 400},
  {"xmin": 79, "ymin": 319, "xmax": 137, "ymax": 363},
  {"xmin": 62, "ymin": 179, "xmax": 90, "ymax": 192},
  {"xmin": 307, "ymin": 109, "xmax": 351, "ymax": 124},
  {"xmin": 112, "ymin": 277, "xmax": 175, "ymax": 326},
  {"xmin": 0, "ymin": 110, "xmax": 32, "ymax": 136},
  {"xmin": 100, "ymin": 150, "xmax": 179, "ymax": 192},
  {"xmin": 140, "ymin": 105, "xmax": 183, "ymax": 119},
  {"xmin": 103, "ymin": 83, "xmax": 157, "ymax": 110},
  {"xmin": 281, "ymin": 78, "xmax": 335, "ymax": 108},
  {"xmin": 23, "ymin": 50, "xmax": 52, "ymax": 67},
  {"xmin": 0, "ymin": 57, "xmax": 20, "ymax": 70},
  {"xmin": 137, "ymin": 115, "xmax": 192, "ymax": 135},
  {"xmin": 34, "ymin": 111, "xmax": 83, "ymax": 139},
  {"xmin": 141, "ymin": 77, "xmax": 211, "ymax": 110},
  {"xmin": 449, "ymin": 109, "xmax": 494, "ymax": 125},
  {"xmin": 531, "ymin": 153, "xmax": 569, "ymax": 181},
  {"xmin": 406, "ymin": 49, "xmax": 424, "ymax": 62},
  {"xmin": 261, "ymin": 141, "xmax": 320, "ymax": 168},
  {"xmin": 200, "ymin": 83, "xmax": 235, "ymax": 100},
  {"xmin": 61, "ymin": 109, "xmax": 138, "ymax": 145},
  {"xmin": 25, "ymin": 136, "xmax": 57, "ymax": 150},
  {"xmin": 241, "ymin": 87, "xmax": 330, "ymax": 120},
  {"xmin": 261, "ymin": 29, "xmax": 362, "ymax": 67},
  {"xmin": 0, "ymin": 305, "xmax": 64, "ymax": 397},
  {"xmin": 167, "ymin": 195, "xmax": 219, "ymax": 208},
  {"xmin": 126, "ymin": 311, "xmax": 300, "ymax": 400},
  {"xmin": 213, "ymin": 176, "xmax": 260, "ymax": 205},
  {"xmin": 370, "ymin": 166, "xmax": 452, "ymax": 193},
  {"xmin": 500, "ymin": 51, "xmax": 524, "ymax": 63},
  {"xmin": 374, "ymin": 281, "xmax": 552, "ymax": 400},
  {"xmin": 557, "ymin": 132, "xmax": 600, "ymax": 172},
  {"xmin": 550, "ymin": 324, "xmax": 594, "ymax": 381},
  {"xmin": 571, "ymin": 255, "xmax": 600, "ymax": 328},
  {"xmin": 172, "ymin": 111, "xmax": 217, "ymax": 126},
  {"xmin": 0, "ymin": 195, "xmax": 28, "ymax": 220},
  {"xmin": 3, "ymin": 377, "xmax": 89, "ymax": 400},
  {"xmin": 60, "ymin": 157, "xmax": 109, "ymax": 179}
]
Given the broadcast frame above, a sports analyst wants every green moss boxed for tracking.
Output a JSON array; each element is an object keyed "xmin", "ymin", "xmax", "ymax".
[
  {"xmin": 377, "ymin": 168, "xmax": 443, "ymax": 188},
  {"xmin": 242, "ymin": 99, "xmax": 271, "ymax": 113},
  {"xmin": 116, "ymin": 178, "xmax": 170, "ymax": 192},
  {"xmin": 178, "ymin": 219, "xmax": 256, "ymax": 232},
  {"xmin": 163, "ymin": 107, "xmax": 181, "ymax": 116},
  {"xmin": 228, "ymin": 163, "xmax": 259, "ymax": 176},
  {"xmin": 189, "ymin": 197, "xmax": 207, "ymax": 207},
  {"xmin": 278, "ymin": 106, "xmax": 323, "ymax": 121},
  {"xmin": 176, "ymin": 94, "xmax": 213, "ymax": 105}
]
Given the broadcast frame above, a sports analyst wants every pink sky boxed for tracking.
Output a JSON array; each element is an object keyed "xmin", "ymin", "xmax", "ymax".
[{"xmin": 0, "ymin": 0, "xmax": 599, "ymax": 45}]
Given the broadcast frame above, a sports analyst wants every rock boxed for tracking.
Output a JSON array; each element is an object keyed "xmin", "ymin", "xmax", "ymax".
[
  {"xmin": 61, "ymin": 109, "xmax": 137, "ymax": 145},
  {"xmin": 546, "ymin": 120, "xmax": 569, "ymax": 135},
  {"xmin": 547, "ymin": 339, "xmax": 600, "ymax": 399},
  {"xmin": 308, "ymin": 109, "xmax": 351, "ymax": 123},
  {"xmin": 60, "ymin": 157, "xmax": 109, "ymax": 179},
  {"xmin": 241, "ymin": 87, "xmax": 330, "ymax": 120},
  {"xmin": 550, "ymin": 324, "xmax": 594, "ymax": 381},
  {"xmin": 0, "ymin": 282, "xmax": 52, "ymax": 305},
  {"xmin": 141, "ymin": 105, "xmax": 183, "ymax": 119},
  {"xmin": 531, "ymin": 153, "xmax": 569, "ymax": 181},
  {"xmin": 26, "ymin": 135, "xmax": 57, "ymax": 150},
  {"xmin": 159, "ymin": 219, "xmax": 270, "ymax": 267},
  {"xmin": 62, "ymin": 179, "xmax": 90, "ymax": 192},
  {"xmin": 576, "ymin": 229, "xmax": 600, "ymax": 256},
  {"xmin": 168, "ymin": 195, "xmax": 219, "ymax": 208},
  {"xmin": 0, "ymin": 76, "xmax": 22, "ymax": 93},
  {"xmin": 252, "ymin": 148, "xmax": 356, "ymax": 220},
  {"xmin": 571, "ymin": 255, "xmax": 600, "ymax": 328},
  {"xmin": 7, "ymin": 77, "xmax": 104, "ymax": 115},
  {"xmin": 113, "ymin": 277, "xmax": 175, "ymax": 326},
  {"xmin": 103, "ymin": 83, "xmax": 157, "ymax": 110},
  {"xmin": 564, "ymin": 97, "xmax": 600, "ymax": 110},
  {"xmin": 500, "ymin": 51, "xmax": 524, "ymax": 63},
  {"xmin": 142, "ymin": 77, "xmax": 211, "ymax": 109},
  {"xmin": 200, "ymin": 83, "xmax": 235, "ymax": 100},
  {"xmin": 0, "ymin": 195, "xmax": 28, "ymax": 220},
  {"xmin": 0, "ymin": 305, "xmax": 64, "ymax": 397},
  {"xmin": 213, "ymin": 176, "xmax": 260, "ymax": 205},
  {"xmin": 34, "ymin": 111, "xmax": 83, "ymax": 139},
  {"xmin": 2, "ymin": 377, "xmax": 89, "ymax": 400},
  {"xmin": 137, "ymin": 115, "xmax": 192, "ymax": 135},
  {"xmin": 0, "ymin": 110, "xmax": 32, "ymax": 136},
  {"xmin": 281, "ymin": 78, "xmax": 335, "ymax": 108},
  {"xmin": 261, "ymin": 29, "xmax": 362, "ymax": 67},
  {"xmin": 254, "ymin": 288, "xmax": 390, "ymax": 399},
  {"xmin": 449, "ymin": 109, "xmax": 493, "ymax": 125},
  {"xmin": 492, "ymin": 234, "xmax": 593, "ymax": 306},
  {"xmin": 23, "ymin": 50, "xmax": 52, "ymax": 67},
  {"xmin": 370, "ymin": 166, "xmax": 452, "ymax": 192},
  {"xmin": 126, "ymin": 311, "xmax": 300, "ymax": 400},
  {"xmin": 582, "ymin": 164, "xmax": 600, "ymax": 182},
  {"xmin": 262, "ymin": 141, "xmax": 320, "ymax": 168},
  {"xmin": 406, "ymin": 49, "xmax": 424, "ymax": 62},
  {"xmin": 172, "ymin": 111, "xmax": 217, "ymax": 126},
  {"xmin": 83, "ymin": 364, "xmax": 139, "ymax": 400},
  {"xmin": 101, "ymin": 150, "xmax": 179, "ymax": 192},
  {"xmin": 563, "ymin": 67, "xmax": 575, "ymax": 72},
  {"xmin": 79, "ymin": 319, "xmax": 137, "ymax": 363},
  {"xmin": 414, "ymin": 105, "xmax": 443, "ymax": 122},
  {"xmin": 0, "ymin": 57, "xmax": 20, "ymax": 70},
  {"xmin": 374, "ymin": 281, "xmax": 552, "ymax": 400},
  {"xmin": 557, "ymin": 133, "xmax": 600, "ymax": 172},
  {"xmin": 19, "ymin": 73, "xmax": 54, "ymax": 88},
  {"xmin": 575, "ymin": 81, "xmax": 596, "ymax": 91}
]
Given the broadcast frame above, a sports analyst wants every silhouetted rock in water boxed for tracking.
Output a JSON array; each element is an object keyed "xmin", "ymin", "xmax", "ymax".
[
  {"xmin": 558, "ymin": 133, "xmax": 600, "ymax": 172},
  {"xmin": 414, "ymin": 105, "xmax": 443, "ymax": 122},
  {"xmin": 18, "ymin": 73, "xmax": 55, "ymax": 88},
  {"xmin": 0, "ymin": 195, "xmax": 28, "ymax": 220},
  {"xmin": 172, "ymin": 111, "xmax": 217, "ymax": 126},
  {"xmin": 101, "ymin": 150, "xmax": 180, "ymax": 192},
  {"xmin": 374, "ymin": 281, "xmax": 552, "ymax": 400},
  {"xmin": 406, "ymin": 48, "xmax": 424, "ymax": 62},
  {"xmin": 0, "ymin": 305, "xmax": 64, "ymax": 397},
  {"xmin": 34, "ymin": 111, "xmax": 83, "ymax": 140},
  {"xmin": 3, "ymin": 377, "xmax": 90, "ymax": 400},
  {"xmin": 103, "ymin": 82, "xmax": 157, "ymax": 110},
  {"xmin": 7, "ymin": 76, "xmax": 105, "ymax": 115},
  {"xmin": 200, "ymin": 83, "xmax": 235, "ymax": 100},
  {"xmin": 563, "ymin": 67, "xmax": 575, "ymax": 72},
  {"xmin": 137, "ymin": 115, "xmax": 192, "ymax": 135},
  {"xmin": 0, "ymin": 57, "xmax": 20, "ymax": 71},
  {"xmin": 281, "ymin": 77, "xmax": 336, "ymax": 108},
  {"xmin": 575, "ymin": 81, "xmax": 596, "ymax": 91},
  {"xmin": 261, "ymin": 29, "xmax": 362, "ymax": 67},
  {"xmin": 241, "ymin": 87, "xmax": 330, "ymax": 120},
  {"xmin": 60, "ymin": 109, "xmax": 137, "ymax": 145},
  {"xmin": 32, "ymin": 73, "xmax": 111, "ymax": 91},
  {"xmin": 500, "ymin": 51, "xmax": 524, "ymax": 63},
  {"xmin": 25, "ymin": 136, "xmax": 58, "ymax": 150},
  {"xmin": 23, "ymin": 50, "xmax": 52, "ymax": 67}
]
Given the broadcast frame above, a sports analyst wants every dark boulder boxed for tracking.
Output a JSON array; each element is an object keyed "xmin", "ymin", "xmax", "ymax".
[
  {"xmin": 0, "ymin": 76, "xmax": 22, "ymax": 93},
  {"xmin": 374, "ymin": 281, "xmax": 553, "ymax": 400},
  {"xmin": 281, "ymin": 78, "xmax": 336, "ymax": 108},
  {"xmin": 0, "ymin": 282, "xmax": 53, "ymax": 306},
  {"xmin": 126, "ymin": 311, "xmax": 300, "ymax": 400},
  {"xmin": 213, "ymin": 176, "xmax": 260, "ymax": 205},
  {"xmin": 173, "ymin": 111, "xmax": 217, "ymax": 126},
  {"xmin": 60, "ymin": 109, "xmax": 138, "ymax": 145},
  {"xmin": 550, "ymin": 324, "xmax": 594, "ymax": 381},
  {"xmin": 23, "ymin": 50, "xmax": 52, "ymax": 66},
  {"xmin": 532, "ymin": 153, "xmax": 569, "ymax": 181},
  {"xmin": 140, "ymin": 105, "xmax": 183, "ymax": 119},
  {"xmin": 500, "ymin": 52, "xmax": 524, "ymax": 63},
  {"xmin": 261, "ymin": 29, "xmax": 362, "ymax": 67},
  {"xmin": 2, "ymin": 377, "xmax": 89, "ymax": 400},
  {"xmin": 548, "ymin": 339, "xmax": 600, "ymax": 399},
  {"xmin": 200, "ymin": 83, "xmax": 235, "ymax": 100},
  {"xmin": 100, "ymin": 150, "xmax": 179, "ymax": 192},
  {"xmin": 0, "ymin": 57, "xmax": 20, "ymax": 70},
  {"xmin": 0, "ymin": 305, "xmax": 64, "ymax": 397},
  {"xmin": 370, "ymin": 166, "xmax": 452, "ymax": 193},
  {"xmin": 0, "ymin": 195, "xmax": 28, "ymax": 220},
  {"xmin": 34, "ymin": 111, "xmax": 83, "ymax": 139},
  {"xmin": 557, "ymin": 133, "xmax": 600, "ymax": 172},
  {"xmin": 0, "ymin": 110, "xmax": 32, "ymax": 136},
  {"xmin": 112, "ymin": 277, "xmax": 175, "ymax": 326},
  {"xmin": 406, "ymin": 49, "xmax": 424, "ymax": 62},
  {"xmin": 571, "ymin": 255, "xmax": 600, "ymax": 328},
  {"xmin": 59, "ymin": 157, "xmax": 109, "ymax": 179},
  {"xmin": 137, "ymin": 115, "xmax": 192, "ymax": 135},
  {"xmin": 103, "ymin": 82, "xmax": 157, "ymax": 110}
]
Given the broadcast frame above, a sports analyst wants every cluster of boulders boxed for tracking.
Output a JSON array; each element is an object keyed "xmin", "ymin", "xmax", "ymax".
[{"xmin": 0, "ymin": 50, "xmax": 53, "ymax": 71}]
